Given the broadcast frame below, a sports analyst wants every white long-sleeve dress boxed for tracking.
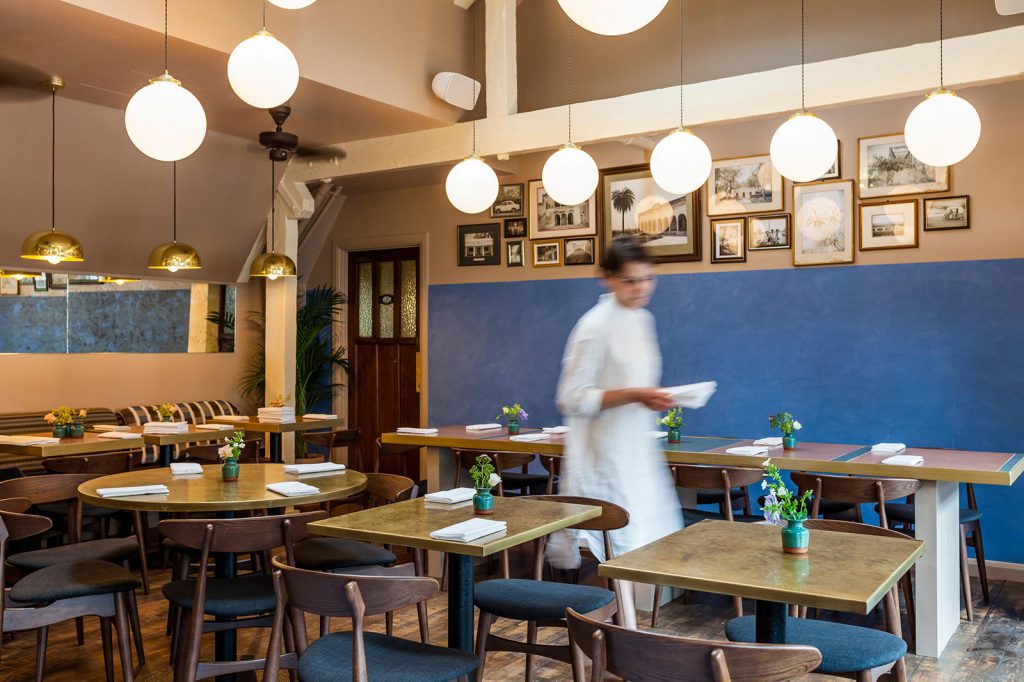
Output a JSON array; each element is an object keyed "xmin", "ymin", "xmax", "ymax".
[{"xmin": 555, "ymin": 293, "xmax": 683, "ymax": 560}]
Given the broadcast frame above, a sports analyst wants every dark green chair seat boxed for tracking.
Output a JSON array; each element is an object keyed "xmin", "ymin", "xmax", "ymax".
[
  {"xmin": 474, "ymin": 578, "xmax": 614, "ymax": 621},
  {"xmin": 9, "ymin": 560, "xmax": 141, "ymax": 603},
  {"xmin": 292, "ymin": 538, "xmax": 397, "ymax": 571},
  {"xmin": 757, "ymin": 495, "xmax": 855, "ymax": 517},
  {"xmin": 725, "ymin": 616, "xmax": 906, "ymax": 674},
  {"xmin": 499, "ymin": 471, "xmax": 551, "ymax": 491},
  {"xmin": 696, "ymin": 487, "xmax": 748, "ymax": 505},
  {"xmin": 162, "ymin": 575, "xmax": 276, "ymax": 618},
  {"xmin": 880, "ymin": 502, "xmax": 982, "ymax": 525},
  {"xmin": 683, "ymin": 508, "xmax": 764, "ymax": 526},
  {"xmin": 297, "ymin": 630, "xmax": 479, "ymax": 682},
  {"xmin": 8, "ymin": 536, "xmax": 139, "ymax": 571}
]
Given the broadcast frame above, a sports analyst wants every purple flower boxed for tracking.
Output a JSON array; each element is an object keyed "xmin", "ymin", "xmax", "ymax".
[
  {"xmin": 518, "ymin": 409, "xmax": 529, "ymax": 422},
  {"xmin": 762, "ymin": 490, "xmax": 782, "ymax": 525}
]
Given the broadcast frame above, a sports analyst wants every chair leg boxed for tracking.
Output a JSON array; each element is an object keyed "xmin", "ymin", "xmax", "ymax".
[
  {"xmin": 972, "ymin": 521, "xmax": 991, "ymax": 604},
  {"xmin": 100, "ymin": 618, "xmax": 114, "ymax": 682},
  {"xmin": 900, "ymin": 572, "xmax": 916, "ymax": 650},
  {"xmin": 475, "ymin": 611, "xmax": 495, "ymax": 680},
  {"xmin": 412, "ymin": 548, "xmax": 431, "ymax": 643},
  {"xmin": 501, "ymin": 549, "xmax": 510, "ymax": 579},
  {"xmin": 126, "ymin": 588, "xmax": 146, "ymax": 666},
  {"xmin": 113, "ymin": 592, "xmax": 135, "ymax": 682},
  {"xmin": 960, "ymin": 526, "xmax": 973, "ymax": 621},
  {"xmin": 132, "ymin": 511, "xmax": 150, "ymax": 594},
  {"xmin": 75, "ymin": 617, "xmax": 84, "ymax": 646},
  {"xmin": 440, "ymin": 553, "xmax": 448, "ymax": 592},
  {"xmin": 34, "ymin": 626, "xmax": 48, "ymax": 682},
  {"xmin": 733, "ymin": 596, "xmax": 744, "ymax": 618},
  {"xmin": 319, "ymin": 615, "xmax": 330, "ymax": 638},
  {"xmin": 651, "ymin": 585, "xmax": 662, "ymax": 627},
  {"xmin": 525, "ymin": 620, "xmax": 538, "ymax": 682},
  {"xmin": 385, "ymin": 610, "xmax": 394, "ymax": 636}
]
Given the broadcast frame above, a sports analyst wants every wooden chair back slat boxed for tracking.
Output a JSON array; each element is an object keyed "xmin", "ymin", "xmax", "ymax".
[
  {"xmin": 303, "ymin": 429, "xmax": 361, "ymax": 449},
  {"xmin": 672, "ymin": 464, "xmax": 762, "ymax": 491},
  {"xmin": 566, "ymin": 608, "xmax": 821, "ymax": 682},
  {"xmin": 0, "ymin": 498, "xmax": 32, "ymax": 514},
  {"xmin": 375, "ymin": 438, "xmax": 418, "ymax": 473},
  {"xmin": 43, "ymin": 452, "xmax": 132, "ymax": 475},
  {"xmin": 803, "ymin": 518, "xmax": 911, "ymax": 541},
  {"xmin": 292, "ymin": 455, "xmax": 326, "ymax": 465},
  {"xmin": 181, "ymin": 439, "xmax": 262, "ymax": 464},
  {"xmin": 523, "ymin": 495, "xmax": 627, "ymax": 531},
  {"xmin": 158, "ymin": 510, "xmax": 327, "ymax": 553},
  {"xmin": 362, "ymin": 473, "xmax": 415, "ymax": 505},
  {"xmin": 790, "ymin": 472, "xmax": 920, "ymax": 526},
  {"xmin": 494, "ymin": 452, "xmax": 534, "ymax": 470},
  {"xmin": 0, "ymin": 473, "xmax": 98, "ymax": 505},
  {"xmin": 0, "ymin": 510, "xmax": 54, "ymax": 543}
]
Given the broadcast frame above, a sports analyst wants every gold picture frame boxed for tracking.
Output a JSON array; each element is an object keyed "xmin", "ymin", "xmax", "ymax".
[
  {"xmin": 531, "ymin": 239, "xmax": 562, "ymax": 267},
  {"xmin": 858, "ymin": 133, "xmax": 950, "ymax": 199},
  {"xmin": 792, "ymin": 179, "xmax": 855, "ymax": 267},
  {"xmin": 859, "ymin": 200, "xmax": 919, "ymax": 251},
  {"xmin": 706, "ymin": 154, "xmax": 784, "ymax": 216}
]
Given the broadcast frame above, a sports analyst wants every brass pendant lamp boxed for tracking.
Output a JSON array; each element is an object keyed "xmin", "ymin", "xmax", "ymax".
[
  {"xmin": 21, "ymin": 77, "xmax": 85, "ymax": 264},
  {"xmin": 250, "ymin": 158, "xmax": 296, "ymax": 280},
  {"xmin": 148, "ymin": 162, "xmax": 202, "ymax": 272}
]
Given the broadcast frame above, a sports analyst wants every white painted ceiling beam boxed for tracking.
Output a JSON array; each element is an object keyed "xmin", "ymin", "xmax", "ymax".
[
  {"xmin": 486, "ymin": 0, "xmax": 518, "ymax": 117},
  {"xmin": 287, "ymin": 25, "xmax": 1024, "ymax": 184}
]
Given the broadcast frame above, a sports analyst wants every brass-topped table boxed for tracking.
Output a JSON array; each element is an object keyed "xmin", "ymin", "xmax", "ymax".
[
  {"xmin": 309, "ymin": 496, "xmax": 601, "ymax": 652},
  {"xmin": 383, "ymin": 427, "xmax": 1023, "ymax": 657},
  {"xmin": 209, "ymin": 416, "xmax": 344, "ymax": 463},
  {"xmin": 0, "ymin": 431, "xmax": 144, "ymax": 458},
  {"xmin": 600, "ymin": 520, "xmax": 924, "ymax": 643}
]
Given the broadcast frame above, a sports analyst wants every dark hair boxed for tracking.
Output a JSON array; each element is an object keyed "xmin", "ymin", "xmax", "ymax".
[{"xmin": 600, "ymin": 235, "xmax": 653, "ymax": 275}]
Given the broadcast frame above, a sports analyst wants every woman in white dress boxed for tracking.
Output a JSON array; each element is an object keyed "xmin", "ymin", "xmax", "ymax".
[{"xmin": 553, "ymin": 236, "xmax": 683, "ymax": 628}]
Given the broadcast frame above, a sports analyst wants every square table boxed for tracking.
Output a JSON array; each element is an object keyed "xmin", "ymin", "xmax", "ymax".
[
  {"xmin": 209, "ymin": 416, "xmax": 344, "ymax": 462},
  {"xmin": 121, "ymin": 424, "xmax": 239, "ymax": 467},
  {"xmin": 599, "ymin": 520, "xmax": 924, "ymax": 644},
  {"xmin": 309, "ymin": 496, "xmax": 601, "ymax": 651},
  {"xmin": 0, "ymin": 431, "xmax": 144, "ymax": 459}
]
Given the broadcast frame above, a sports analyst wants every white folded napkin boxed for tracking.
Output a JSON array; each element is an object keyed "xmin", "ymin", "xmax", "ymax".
[
  {"xmin": 661, "ymin": 381, "xmax": 718, "ymax": 409},
  {"xmin": 170, "ymin": 463, "xmax": 204, "ymax": 475},
  {"xmin": 97, "ymin": 432, "xmax": 140, "ymax": 440},
  {"xmin": 429, "ymin": 518, "xmax": 508, "ymax": 543},
  {"xmin": 96, "ymin": 485, "xmax": 169, "ymax": 498},
  {"xmin": 0, "ymin": 435, "xmax": 61, "ymax": 446},
  {"xmin": 648, "ymin": 431, "xmax": 668, "ymax": 439},
  {"xmin": 266, "ymin": 481, "xmax": 320, "ymax": 497},
  {"xmin": 302, "ymin": 414, "xmax": 338, "ymax": 420},
  {"xmin": 466, "ymin": 423, "xmax": 502, "ymax": 431},
  {"xmin": 726, "ymin": 446, "xmax": 770, "ymax": 456},
  {"xmin": 94, "ymin": 424, "xmax": 131, "ymax": 432},
  {"xmin": 882, "ymin": 454, "xmax": 924, "ymax": 466},
  {"xmin": 215, "ymin": 415, "xmax": 251, "ymax": 422},
  {"xmin": 542, "ymin": 426, "xmax": 571, "ymax": 434},
  {"xmin": 194, "ymin": 423, "xmax": 233, "ymax": 431},
  {"xmin": 509, "ymin": 433, "xmax": 550, "ymax": 442},
  {"xmin": 872, "ymin": 442, "xmax": 907, "ymax": 454},
  {"xmin": 396, "ymin": 427, "xmax": 439, "ymax": 435},
  {"xmin": 283, "ymin": 462, "xmax": 346, "ymax": 474},
  {"xmin": 753, "ymin": 437, "xmax": 784, "ymax": 446},
  {"xmin": 144, "ymin": 422, "xmax": 189, "ymax": 432},
  {"xmin": 423, "ymin": 488, "xmax": 476, "ymax": 504}
]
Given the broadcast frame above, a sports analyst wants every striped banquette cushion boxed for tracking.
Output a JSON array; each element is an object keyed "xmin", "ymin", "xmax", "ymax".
[
  {"xmin": 0, "ymin": 408, "xmax": 119, "ymax": 474},
  {"xmin": 115, "ymin": 400, "xmax": 241, "ymax": 465}
]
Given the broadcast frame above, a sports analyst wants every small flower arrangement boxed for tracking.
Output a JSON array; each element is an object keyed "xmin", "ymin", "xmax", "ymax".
[
  {"xmin": 155, "ymin": 403, "xmax": 179, "ymax": 421},
  {"xmin": 44, "ymin": 406, "xmax": 78, "ymax": 426},
  {"xmin": 761, "ymin": 463, "xmax": 813, "ymax": 525},
  {"xmin": 497, "ymin": 404, "xmax": 528, "ymax": 424},
  {"xmin": 218, "ymin": 431, "xmax": 246, "ymax": 462},
  {"xmin": 268, "ymin": 394, "xmax": 291, "ymax": 408},
  {"xmin": 658, "ymin": 407, "xmax": 684, "ymax": 429},
  {"xmin": 768, "ymin": 412, "xmax": 801, "ymax": 436},
  {"xmin": 469, "ymin": 454, "xmax": 502, "ymax": 490}
]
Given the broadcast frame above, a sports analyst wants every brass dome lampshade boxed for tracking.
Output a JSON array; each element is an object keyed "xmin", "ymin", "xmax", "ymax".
[
  {"xmin": 250, "ymin": 158, "xmax": 296, "ymax": 280},
  {"xmin": 99, "ymin": 276, "xmax": 140, "ymax": 285},
  {"xmin": 0, "ymin": 269, "xmax": 41, "ymax": 280},
  {"xmin": 21, "ymin": 78, "xmax": 85, "ymax": 265},
  {"xmin": 148, "ymin": 162, "xmax": 202, "ymax": 272}
]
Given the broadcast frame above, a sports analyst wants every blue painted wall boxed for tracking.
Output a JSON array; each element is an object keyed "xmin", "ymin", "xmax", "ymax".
[{"xmin": 428, "ymin": 259, "xmax": 1024, "ymax": 563}]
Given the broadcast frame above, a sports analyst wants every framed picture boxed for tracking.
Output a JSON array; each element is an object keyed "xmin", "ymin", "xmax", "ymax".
[
  {"xmin": 0, "ymin": 278, "xmax": 17, "ymax": 296},
  {"xmin": 528, "ymin": 179, "xmax": 597, "ymax": 240},
  {"xmin": 793, "ymin": 179, "xmax": 855, "ymax": 266},
  {"xmin": 532, "ymin": 239, "xmax": 562, "ymax": 267},
  {"xmin": 490, "ymin": 183, "xmax": 524, "ymax": 218},
  {"xmin": 748, "ymin": 214, "xmax": 791, "ymax": 250},
  {"xmin": 33, "ymin": 275, "xmax": 48, "ymax": 292},
  {"xmin": 859, "ymin": 201, "xmax": 919, "ymax": 250},
  {"xmin": 710, "ymin": 218, "xmax": 747, "ymax": 263},
  {"xmin": 858, "ymin": 133, "xmax": 949, "ymax": 198},
  {"xmin": 457, "ymin": 223, "xmax": 500, "ymax": 266},
  {"xmin": 49, "ymin": 273, "xmax": 68, "ymax": 290},
  {"xmin": 503, "ymin": 217, "xmax": 527, "ymax": 239},
  {"xmin": 707, "ymin": 154, "xmax": 784, "ymax": 216},
  {"xmin": 599, "ymin": 164, "xmax": 700, "ymax": 263},
  {"xmin": 564, "ymin": 237, "xmax": 596, "ymax": 266},
  {"xmin": 923, "ymin": 195, "xmax": 970, "ymax": 231},
  {"xmin": 506, "ymin": 240, "xmax": 524, "ymax": 267},
  {"xmin": 814, "ymin": 140, "xmax": 841, "ymax": 181}
]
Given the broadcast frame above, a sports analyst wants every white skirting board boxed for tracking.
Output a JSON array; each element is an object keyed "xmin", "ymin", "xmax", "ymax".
[{"xmin": 969, "ymin": 557, "xmax": 1024, "ymax": 583}]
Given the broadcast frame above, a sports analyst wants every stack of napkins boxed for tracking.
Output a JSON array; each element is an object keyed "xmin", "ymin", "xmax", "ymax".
[
  {"xmin": 661, "ymin": 381, "xmax": 718, "ymax": 409},
  {"xmin": 648, "ymin": 431, "xmax": 668, "ymax": 439},
  {"xmin": 144, "ymin": 421, "xmax": 190, "ymax": 434},
  {"xmin": 0, "ymin": 435, "xmax": 61, "ymax": 446},
  {"xmin": 283, "ymin": 462, "xmax": 345, "ymax": 474},
  {"xmin": 429, "ymin": 518, "xmax": 507, "ymax": 543},
  {"xmin": 542, "ymin": 426, "xmax": 570, "ymax": 435},
  {"xmin": 397, "ymin": 427, "xmax": 438, "ymax": 435},
  {"xmin": 872, "ymin": 443, "xmax": 906, "ymax": 454},
  {"xmin": 96, "ymin": 484, "xmax": 169, "ymax": 498},
  {"xmin": 94, "ymin": 424, "xmax": 131, "ymax": 432},
  {"xmin": 215, "ymin": 415, "xmax": 251, "ymax": 423},
  {"xmin": 466, "ymin": 423, "xmax": 502, "ymax": 431},
  {"xmin": 258, "ymin": 407, "xmax": 296, "ymax": 424},
  {"xmin": 510, "ymin": 433, "xmax": 550, "ymax": 442},
  {"xmin": 882, "ymin": 454, "xmax": 924, "ymax": 466},
  {"xmin": 424, "ymin": 488, "xmax": 476, "ymax": 504},
  {"xmin": 266, "ymin": 481, "xmax": 319, "ymax": 496},
  {"xmin": 195, "ymin": 423, "xmax": 233, "ymax": 431},
  {"xmin": 725, "ymin": 446, "xmax": 770, "ymax": 456},
  {"xmin": 302, "ymin": 413, "xmax": 338, "ymax": 420},
  {"xmin": 170, "ymin": 462, "xmax": 204, "ymax": 475},
  {"xmin": 753, "ymin": 437, "xmax": 784, "ymax": 447},
  {"xmin": 98, "ymin": 431, "xmax": 139, "ymax": 440}
]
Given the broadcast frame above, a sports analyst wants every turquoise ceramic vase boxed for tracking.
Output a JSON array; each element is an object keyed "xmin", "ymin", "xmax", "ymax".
[
  {"xmin": 222, "ymin": 459, "xmax": 240, "ymax": 482},
  {"xmin": 668, "ymin": 426, "xmax": 681, "ymax": 444},
  {"xmin": 782, "ymin": 518, "xmax": 809, "ymax": 554},
  {"xmin": 52, "ymin": 424, "xmax": 68, "ymax": 438},
  {"xmin": 68, "ymin": 422, "xmax": 85, "ymax": 438},
  {"xmin": 783, "ymin": 433, "xmax": 797, "ymax": 450},
  {"xmin": 473, "ymin": 487, "xmax": 494, "ymax": 515},
  {"xmin": 507, "ymin": 420, "xmax": 520, "ymax": 435}
]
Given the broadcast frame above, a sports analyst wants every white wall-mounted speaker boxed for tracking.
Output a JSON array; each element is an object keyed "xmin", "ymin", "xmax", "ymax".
[{"xmin": 432, "ymin": 72, "xmax": 481, "ymax": 111}]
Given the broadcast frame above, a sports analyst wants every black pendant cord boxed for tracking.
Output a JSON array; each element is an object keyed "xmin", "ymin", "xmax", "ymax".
[
  {"xmin": 269, "ymin": 159, "xmax": 276, "ymax": 254},
  {"xmin": 800, "ymin": 0, "xmax": 805, "ymax": 111},
  {"xmin": 262, "ymin": 0, "xmax": 267, "ymax": 30},
  {"xmin": 939, "ymin": 0, "xmax": 944, "ymax": 88},
  {"xmin": 567, "ymin": 18, "xmax": 573, "ymax": 144},
  {"xmin": 679, "ymin": 0, "xmax": 684, "ymax": 128},
  {"xmin": 164, "ymin": 0, "xmax": 169, "ymax": 72},
  {"xmin": 471, "ymin": 3, "xmax": 477, "ymax": 155},
  {"xmin": 172, "ymin": 161, "xmax": 177, "ymax": 244},
  {"xmin": 50, "ymin": 85, "xmax": 56, "ymax": 233}
]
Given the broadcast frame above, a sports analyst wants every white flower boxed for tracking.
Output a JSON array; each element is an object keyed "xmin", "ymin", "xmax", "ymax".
[
  {"xmin": 793, "ymin": 421, "xmax": 802, "ymax": 431},
  {"xmin": 218, "ymin": 445, "xmax": 233, "ymax": 459},
  {"xmin": 761, "ymin": 479, "xmax": 768, "ymax": 490},
  {"xmin": 488, "ymin": 473, "xmax": 502, "ymax": 487}
]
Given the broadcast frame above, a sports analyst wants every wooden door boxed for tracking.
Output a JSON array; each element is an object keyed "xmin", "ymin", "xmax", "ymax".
[{"xmin": 347, "ymin": 248, "xmax": 420, "ymax": 477}]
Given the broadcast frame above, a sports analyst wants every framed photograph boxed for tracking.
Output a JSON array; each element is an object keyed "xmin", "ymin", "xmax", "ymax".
[
  {"xmin": 748, "ymin": 214, "xmax": 792, "ymax": 250},
  {"xmin": 503, "ymin": 217, "xmax": 527, "ymax": 239},
  {"xmin": 923, "ymin": 195, "xmax": 970, "ymax": 231},
  {"xmin": 528, "ymin": 179, "xmax": 597, "ymax": 240},
  {"xmin": 506, "ymin": 240, "xmax": 524, "ymax": 267},
  {"xmin": 564, "ymin": 237, "xmax": 596, "ymax": 266},
  {"xmin": 793, "ymin": 179, "xmax": 855, "ymax": 266},
  {"xmin": 490, "ymin": 183, "xmax": 524, "ymax": 218},
  {"xmin": 0, "ymin": 278, "xmax": 17, "ymax": 296},
  {"xmin": 858, "ymin": 133, "xmax": 949, "ymax": 198},
  {"xmin": 532, "ymin": 239, "xmax": 562, "ymax": 267},
  {"xmin": 859, "ymin": 201, "xmax": 919, "ymax": 250},
  {"xmin": 457, "ymin": 223, "xmax": 500, "ymax": 266},
  {"xmin": 599, "ymin": 164, "xmax": 700, "ymax": 263},
  {"xmin": 710, "ymin": 218, "xmax": 747, "ymax": 263},
  {"xmin": 814, "ymin": 140, "xmax": 841, "ymax": 181},
  {"xmin": 707, "ymin": 154, "xmax": 783, "ymax": 216},
  {"xmin": 49, "ymin": 273, "xmax": 68, "ymax": 290},
  {"xmin": 33, "ymin": 276, "xmax": 48, "ymax": 292}
]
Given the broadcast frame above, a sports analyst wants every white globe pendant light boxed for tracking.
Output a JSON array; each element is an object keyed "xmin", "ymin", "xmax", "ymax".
[
  {"xmin": 268, "ymin": 0, "xmax": 316, "ymax": 8},
  {"xmin": 770, "ymin": 111, "xmax": 837, "ymax": 182},
  {"xmin": 124, "ymin": 0, "xmax": 206, "ymax": 161},
  {"xmin": 543, "ymin": 144, "xmax": 599, "ymax": 206},
  {"xmin": 557, "ymin": 0, "xmax": 668, "ymax": 36},
  {"xmin": 446, "ymin": 155, "xmax": 499, "ymax": 214},
  {"xmin": 228, "ymin": 29, "xmax": 299, "ymax": 108},
  {"xmin": 904, "ymin": 89, "xmax": 980, "ymax": 167}
]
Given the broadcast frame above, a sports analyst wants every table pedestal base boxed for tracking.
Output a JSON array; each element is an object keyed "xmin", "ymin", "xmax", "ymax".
[
  {"xmin": 447, "ymin": 554, "xmax": 475, "ymax": 652},
  {"xmin": 755, "ymin": 599, "xmax": 788, "ymax": 643}
]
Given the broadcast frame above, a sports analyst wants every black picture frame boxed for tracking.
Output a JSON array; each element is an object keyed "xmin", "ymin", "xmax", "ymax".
[
  {"xmin": 490, "ymin": 183, "xmax": 525, "ymax": 218},
  {"xmin": 563, "ymin": 237, "xmax": 596, "ymax": 266},
  {"xmin": 503, "ymin": 217, "xmax": 527, "ymax": 239},
  {"xmin": 506, "ymin": 240, "xmax": 524, "ymax": 267},
  {"xmin": 457, "ymin": 223, "xmax": 501, "ymax": 266}
]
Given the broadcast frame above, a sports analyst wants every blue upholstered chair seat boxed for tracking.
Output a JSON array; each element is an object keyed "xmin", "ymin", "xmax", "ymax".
[
  {"xmin": 298, "ymin": 631, "xmax": 479, "ymax": 682},
  {"xmin": 474, "ymin": 578, "xmax": 614, "ymax": 621},
  {"xmin": 758, "ymin": 495, "xmax": 855, "ymax": 517},
  {"xmin": 683, "ymin": 508, "xmax": 764, "ymax": 526},
  {"xmin": 162, "ymin": 575, "xmax": 276, "ymax": 618},
  {"xmin": 292, "ymin": 537, "xmax": 397, "ymax": 571},
  {"xmin": 8, "ymin": 536, "xmax": 139, "ymax": 571},
  {"xmin": 696, "ymin": 487, "xmax": 748, "ymax": 505},
  {"xmin": 724, "ymin": 615, "xmax": 906, "ymax": 673},
  {"xmin": 9, "ymin": 560, "xmax": 141, "ymax": 603},
  {"xmin": 499, "ymin": 471, "xmax": 551, "ymax": 490},
  {"xmin": 880, "ymin": 502, "xmax": 982, "ymax": 525}
]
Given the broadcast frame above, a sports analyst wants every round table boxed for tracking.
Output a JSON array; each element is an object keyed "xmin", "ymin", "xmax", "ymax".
[{"xmin": 78, "ymin": 463, "xmax": 367, "ymax": 672}]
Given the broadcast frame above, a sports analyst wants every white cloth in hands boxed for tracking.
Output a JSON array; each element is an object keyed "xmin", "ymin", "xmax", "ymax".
[{"xmin": 660, "ymin": 381, "xmax": 718, "ymax": 409}]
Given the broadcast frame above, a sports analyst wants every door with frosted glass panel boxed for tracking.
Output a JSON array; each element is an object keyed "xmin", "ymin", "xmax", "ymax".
[{"xmin": 347, "ymin": 248, "xmax": 420, "ymax": 477}]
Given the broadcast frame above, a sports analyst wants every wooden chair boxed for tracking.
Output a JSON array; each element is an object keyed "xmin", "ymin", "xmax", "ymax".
[
  {"xmin": 264, "ymin": 556, "xmax": 479, "ymax": 682},
  {"xmin": 725, "ymin": 519, "xmax": 912, "ymax": 682},
  {"xmin": 566, "ymin": 607, "xmax": 821, "ymax": 682},
  {"xmin": 540, "ymin": 455, "xmax": 561, "ymax": 494},
  {"xmin": 158, "ymin": 510, "xmax": 327, "ymax": 682},
  {"xmin": 373, "ymin": 437, "xmax": 419, "ymax": 476},
  {"xmin": 302, "ymin": 428, "xmax": 362, "ymax": 467},
  {"xmin": 474, "ymin": 495, "xmax": 629, "ymax": 681},
  {"xmin": 179, "ymin": 438, "xmax": 263, "ymax": 464},
  {"xmin": 0, "ymin": 510, "xmax": 139, "ymax": 682},
  {"xmin": 40, "ymin": 452, "xmax": 133, "ymax": 540}
]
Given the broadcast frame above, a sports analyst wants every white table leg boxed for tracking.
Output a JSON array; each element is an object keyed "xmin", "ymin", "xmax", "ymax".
[
  {"xmin": 424, "ymin": 445, "xmax": 455, "ymax": 577},
  {"xmin": 914, "ymin": 480, "xmax": 960, "ymax": 657}
]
